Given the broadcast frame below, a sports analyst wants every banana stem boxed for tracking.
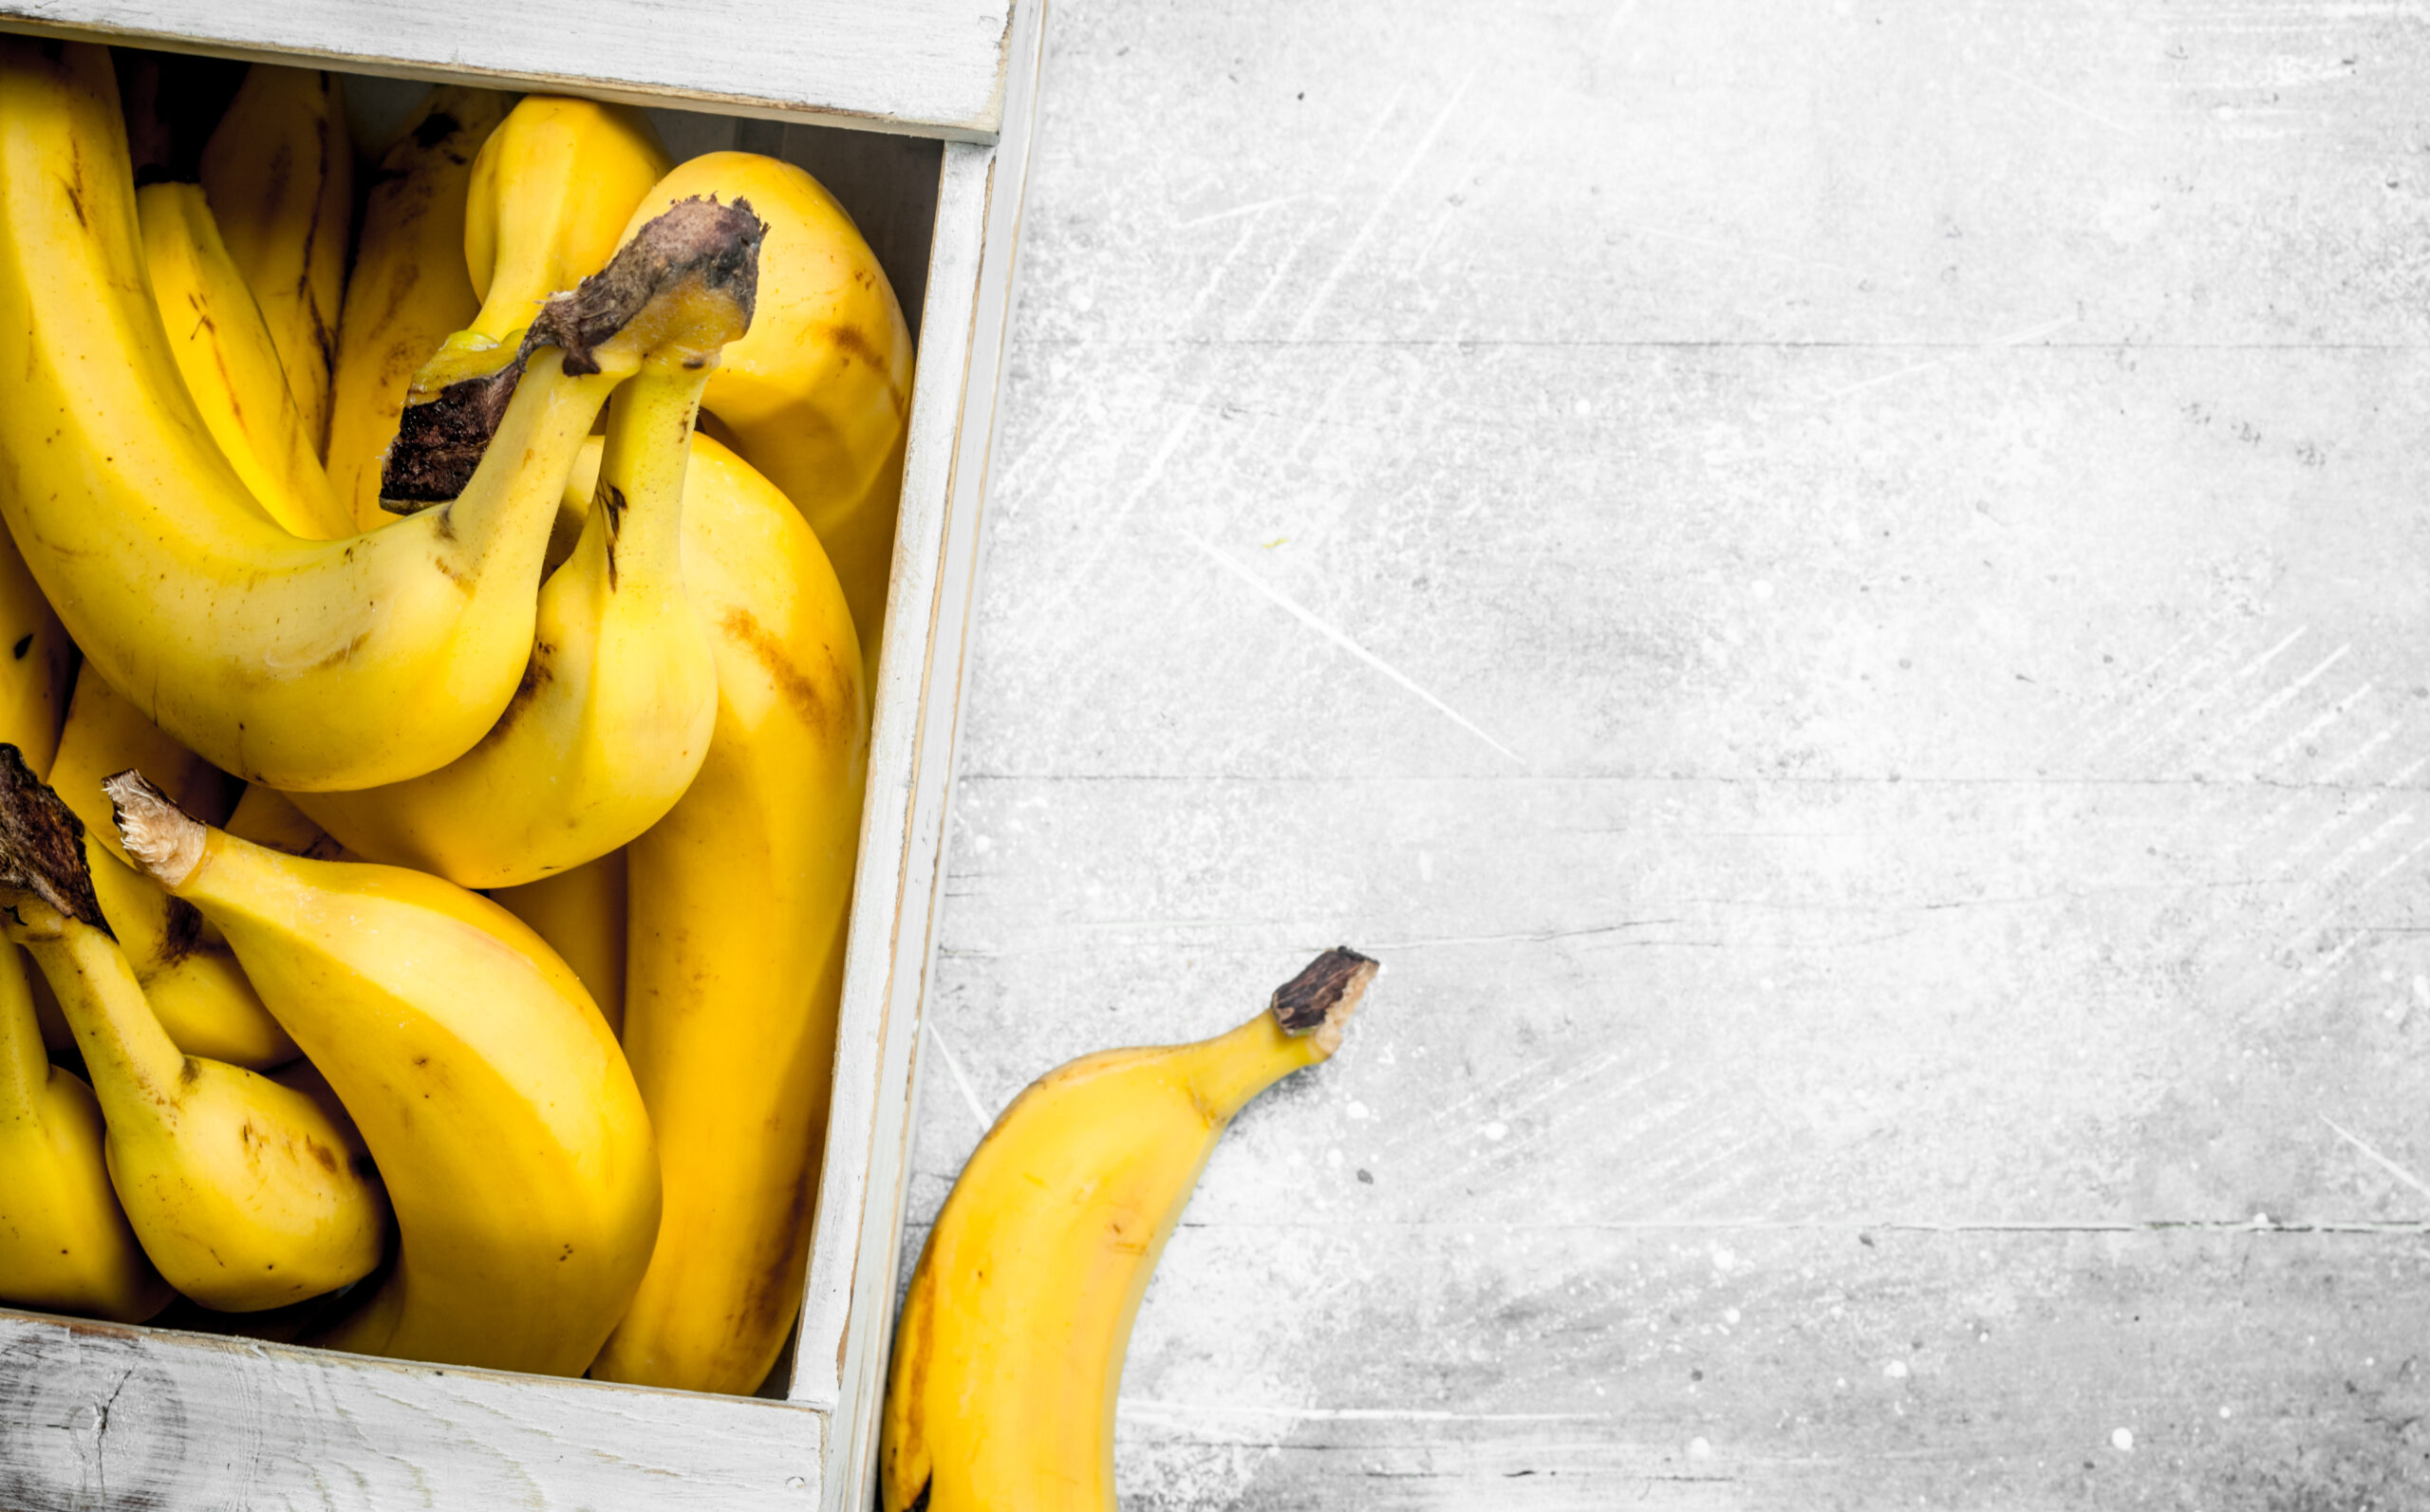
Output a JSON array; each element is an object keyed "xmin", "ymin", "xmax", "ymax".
[
  {"xmin": 574, "ymin": 362, "xmax": 713, "ymax": 594},
  {"xmin": 0, "ymin": 943, "xmax": 44, "ymax": 1127},
  {"xmin": 1189, "ymin": 947, "xmax": 1379, "ymax": 1119},
  {"xmin": 19, "ymin": 915, "xmax": 190, "ymax": 1109}
]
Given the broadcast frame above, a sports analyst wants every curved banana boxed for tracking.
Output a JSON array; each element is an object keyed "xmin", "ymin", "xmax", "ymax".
[
  {"xmin": 0, "ymin": 40, "xmax": 758, "ymax": 791},
  {"xmin": 464, "ymin": 96, "xmax": 671, "ymax": 342},
  {"xmin": 584, "ymin": 433, "xmax": 867, "ymax": 1393},
  {"xmin": 327, "ymin": 86, "xmax": 508, "ymax": 532},
  {"xmin": 492, "ymin": 849, "xmax": 626, "ymax": 1036},
  {"xmin": 108, "ymin": 772, "xmax": 661, "ymax": 1376},
  {"xmin": 0, "ymin": 936, "xmax": 171, "ymax": 1323},
  {"xmin": 292, "ymin": 357, "xmax": 726, "ymax": 888},
  {"xmin": 625, "ymin": 153, "xmax": 913, "ymax": 677},
  {"xmin": 197, "ymin": 64, "xmax": 349, "ymax": 455},
  {"xmin": 51, "ymin": 664, "xmax": 296, "ymax": 1070},
  {"xmin": 882, "ymin": 949, "xmax": 1377, "ymax": 1510},
  {"xmin": 138, "ymin": 181, "xmax": 353, "ymax": 539},
  {"xmin": 0, "ymin": 748, "xmax": 387, "ymax": 1313}
]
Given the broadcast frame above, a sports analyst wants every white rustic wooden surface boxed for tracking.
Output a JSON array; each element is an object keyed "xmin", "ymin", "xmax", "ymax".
[
  {"xmin": 0, "ymin": 0, "xmax": 1014, "ymax": 139},
  {"xmin": 907, "ymin": 0, "xmax": 2430, "ymax": 1506}
]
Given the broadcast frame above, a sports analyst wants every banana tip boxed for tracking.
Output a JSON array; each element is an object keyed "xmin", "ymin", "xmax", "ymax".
[{"xmin": 1270, "ymin": 945, "xmax": 1378, "ymax": 1056}]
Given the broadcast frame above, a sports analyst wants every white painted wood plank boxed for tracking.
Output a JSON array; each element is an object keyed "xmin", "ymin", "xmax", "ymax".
[
  {"xmin": 790, "ymin": 7, "xmax": 1043, "ymax": 1493},
  {"xmin": 0, "ymin": 0, "xmax": 1013, "ymax": 140},
  {"xmin": 0, "ymin": 1310, "xmax": 824, "ymax": 1509}
]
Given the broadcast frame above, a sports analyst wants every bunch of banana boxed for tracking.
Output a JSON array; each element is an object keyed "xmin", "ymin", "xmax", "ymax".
[
  {"xmin": 0, "ymin": 746, "xmax": 386, "ymax": 1313},
  {"xmin": 0, "ymin": 29, "xmax": 934, "ymax": 1403},
  {"xmin": 883, "ymin": 950, "xmax": 1379, "ymax": 1511}
]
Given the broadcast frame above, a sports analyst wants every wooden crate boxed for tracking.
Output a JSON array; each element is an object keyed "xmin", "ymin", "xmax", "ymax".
[{"xmin": 0, "ymin": 2, "xmax": 1045, "ymax": 1506}]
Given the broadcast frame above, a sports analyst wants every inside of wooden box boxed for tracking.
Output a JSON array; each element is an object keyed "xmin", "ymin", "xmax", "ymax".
[{"xmin": 41, "ymin": 46, "xmax": 946, "ymax": 1405}]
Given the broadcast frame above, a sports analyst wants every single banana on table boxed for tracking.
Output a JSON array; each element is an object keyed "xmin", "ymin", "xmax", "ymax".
[
  {"xmin": 294, "ymin": 323, "xmax": 743, "ymax": 888},
  {"xmin": 326, "ymin": 85, "xmax": 508, "ymax": 532},
  {"xmin": 0, "ymin": 747, "xmax": 386, "ymax": 1313},
  {"xmin": 624, "ymin": 152, "xmax": 914, "ymax": 680},
  {"xmin": 139, "ymin": 180, "xmax": 354, "ymax": 539},
  {"xmin": 49, "ymin": 663, "xmax": 294, "ymax": 1070},
  {"xmin": 197, "ymin": 63, "xmax": 349, "ymax": 456},
  {"xmin": 106, "ymin": 770, "xmax": 661, "ymax": 1376},
  {"xmin": 585, "ymin": 434, "xmax": 869, "ymax": 1394},
  {"xmin": 882, "ymin": 948, "xmax": 1379, "ymax": 1512},
  {"xmin": 0, "ymin": 37, "xmax": 760, "ymax": 791},
  {"xmin": 0, "ymin": 933, "xmax": 170, "ymax": 1323}
]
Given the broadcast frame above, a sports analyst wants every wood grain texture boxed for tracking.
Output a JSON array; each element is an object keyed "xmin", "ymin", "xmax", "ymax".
[
  {"xmin": 908, "ymin": 0, "xmax": 2430, "ymax": 1504},
  {"xmin": 0, "ymin": 1310, "xmax": 824, "ymax": 1509},
  {"xmin": 0, "ymin": 0, "xmax": 1013, "ymax": 140}
]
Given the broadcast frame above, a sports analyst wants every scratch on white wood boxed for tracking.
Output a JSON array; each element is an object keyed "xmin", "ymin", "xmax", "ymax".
[
  {"xmin": 2320, "ymin": 1116, "xmax": 2430, "ymax": 1205},
  {"xmin": 1282, "ymin": 68, "xmax": 1480, "ymax": 344},
  {"xmin": 1177, "ymin": 529, "xmax": 1526, "ymax": 767},
  {"xmin": 925, "ymin": 1019, "xmax": 997, "ymax": 1132},
  {"xmin": 1816, "ymin": 314, "xmax": 2077, "ymax": 401}
]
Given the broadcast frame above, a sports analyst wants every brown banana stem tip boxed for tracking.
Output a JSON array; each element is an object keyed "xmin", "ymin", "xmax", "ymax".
[
  {"xmin": 103, "ymin": 769, "xmax": 206, "ymax": 892},
  {"xmin": 381, "ymin": 195, "xmax": 767, "ymax": 509},
  {"xmin": 0, "ymin": 743, "xmax": 106, "ymax": 930},
  {"xmin": 1271, "ymin": 946, "xmax": 1378, "ymax": 1055}
]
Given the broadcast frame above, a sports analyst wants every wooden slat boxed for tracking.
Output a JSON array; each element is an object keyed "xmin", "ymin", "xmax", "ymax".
[
  {"xmin": 788, "ymin": 7, "xmax": 1044, "ymax": 1494},
  {"xmin": 0, "ymin": 0, "xmax": 1013, "ymax": 140},
  {"xmin": 0, "ymin": 1310, "xmax": 825, "ymax": 1509}
]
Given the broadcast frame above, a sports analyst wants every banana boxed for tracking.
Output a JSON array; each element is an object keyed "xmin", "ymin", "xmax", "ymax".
[
  {"xmin": 882, "ymin": 949, "xmax": 1377, "ymax": 1511},
  {"xmin": 197, "ymin": 64, "xmax": 349, "ymax": 455},
  {"xmin": 327, "ymin": 86, "xmax": 509, "ymax": 532},
  {"xmin": 584, "ymin": 433, "xmax": 868, "ymax": 1393},
  {"xmin": 0, "ymin": 497, "xmax": 72, "ymax": 784},
  {"xmin": 492, "ymin": 849, "xmax": 627, "ymax": 1036},
  {"xmin": 50, "ymin": 663, "xmax": 296, "ymax": 1070},
  {"xmin": 624, "ymin": 153, "xmax": 914, "ymax": 678},
  {"xmin": 0, "ymin": 38, "xmax": 761, "ymax": 791},
  {"xmin": 0, "ymin": 747, "xmax": 387, "ymax": 1313},
  {"xmin": 292, "ymin": 354, "xmax": 729, "ymax": 888},
  {"xmin": 138, "ymin": 181, "xmax": 354, "ymax": 539},
  {"xmin": 107, "ymin": 771, "xmax": 661, "ymax": 1376},
  {"xmin": 462, "ymin": 96, "xmax": 672, "ymax": 344},
  {"xmin": 0, "ymin": 934, "xmax": 171, "ymax": 1323}
]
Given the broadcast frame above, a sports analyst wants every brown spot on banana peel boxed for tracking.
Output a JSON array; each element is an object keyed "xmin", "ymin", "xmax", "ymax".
[
  {"xmin": 717, "ymin": 607, "xmax": 846, "ymax": 738},
  {"xmin": 381, "ymin": 196, "xmax": 766, "ymax": 509},
  {"xmin": 828, "ymin": 323, "xmax": 908, "ymax": 419},
  {"xmin": 0, "ymin": 744, "xmax": 108, "ymax": 931}
]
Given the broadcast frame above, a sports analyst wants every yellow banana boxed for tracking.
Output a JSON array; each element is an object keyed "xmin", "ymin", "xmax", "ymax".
[
  {"xmin": 882, "ymin": 949, "xmax": 1377, "ymax": 1511},
  {"xmin": 51, "ymin": 663, "xmax": 296, "ymax": 1071},
  {"xmin": 0, "ymin": 747, "xmax": 387, "ymax": 1313},
  {"xmin": 463, "ymin": 96, "xmax": 672, "ymax": 343},
  {"xmin": 197, "ymin": 64, "xmax": 349, "ymax": 455},
  {"xmin": 0, "ymin": 934, "xmax": 171, "ymax": 1323},
  {"xmin": 0, "ymin": 39, "xmax": 760, "ymax": 791},
  {"xmin": 625, "ymin": 153, "xmax": 913, "ymax": 677},
  {"xmin": 492, "ymin": 849, "xmax": 626, "ymax": 1036},
  {"xmin": 107, "ymin": 771, "xmax": 661, "ymax": 1376},
  {"xmin": 327, "ymin": 86, "xmax": 509, "ymax": 532},
  {"xmin": 293, "ymin": 356, "xmax": 729, "ymax": 888},
  {"xmin": 585, "ymin": 433, "xmax": 868, "ymax": 1393},
  {"xmin": 138, "ymin": 181, "xmax": 353, "ymax": 539},
  {"xmin": 0, "ymin": 502, "xmax": 72, "ymax": 783}
]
